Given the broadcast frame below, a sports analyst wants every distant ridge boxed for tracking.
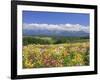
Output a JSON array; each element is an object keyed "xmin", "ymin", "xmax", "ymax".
[{"xmin": 23, "ymin": 23, "xmax": 89, "ymax": 37}]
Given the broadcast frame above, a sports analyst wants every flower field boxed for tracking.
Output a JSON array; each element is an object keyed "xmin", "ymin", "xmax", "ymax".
[{"xmin": 22, "ymin": 42, "xmax": 89, "ymax": 68}]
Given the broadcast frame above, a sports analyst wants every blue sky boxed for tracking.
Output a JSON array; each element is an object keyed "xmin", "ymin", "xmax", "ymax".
[{"xmin": 22, "ymin": 11, "xmax": 89, "ymax": 26}]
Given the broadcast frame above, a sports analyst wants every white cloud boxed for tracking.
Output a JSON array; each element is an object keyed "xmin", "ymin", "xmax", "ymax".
[{"xmin": 23, "ymin": 23, "xmax": 89, "ymax": 33}]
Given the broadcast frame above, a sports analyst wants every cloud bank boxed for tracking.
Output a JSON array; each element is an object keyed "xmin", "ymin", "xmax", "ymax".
[{"xmin": 23, "ymin": 23, "xmax": 89, "ymax": 33}]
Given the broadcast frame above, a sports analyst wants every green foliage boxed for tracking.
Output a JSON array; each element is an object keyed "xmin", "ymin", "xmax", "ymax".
[
  {"xmin": 23, "ymin": 36, "xmax": 56, "ymax": 45},
  {"xmin": 23, "ymin": 36, "xmax": 89, "ymax": 45}
]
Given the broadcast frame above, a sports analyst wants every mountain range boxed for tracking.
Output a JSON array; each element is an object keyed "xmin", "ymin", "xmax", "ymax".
[{"xmin": 23, "ymin": 23, "xmax": 89, "ymax": 37}]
